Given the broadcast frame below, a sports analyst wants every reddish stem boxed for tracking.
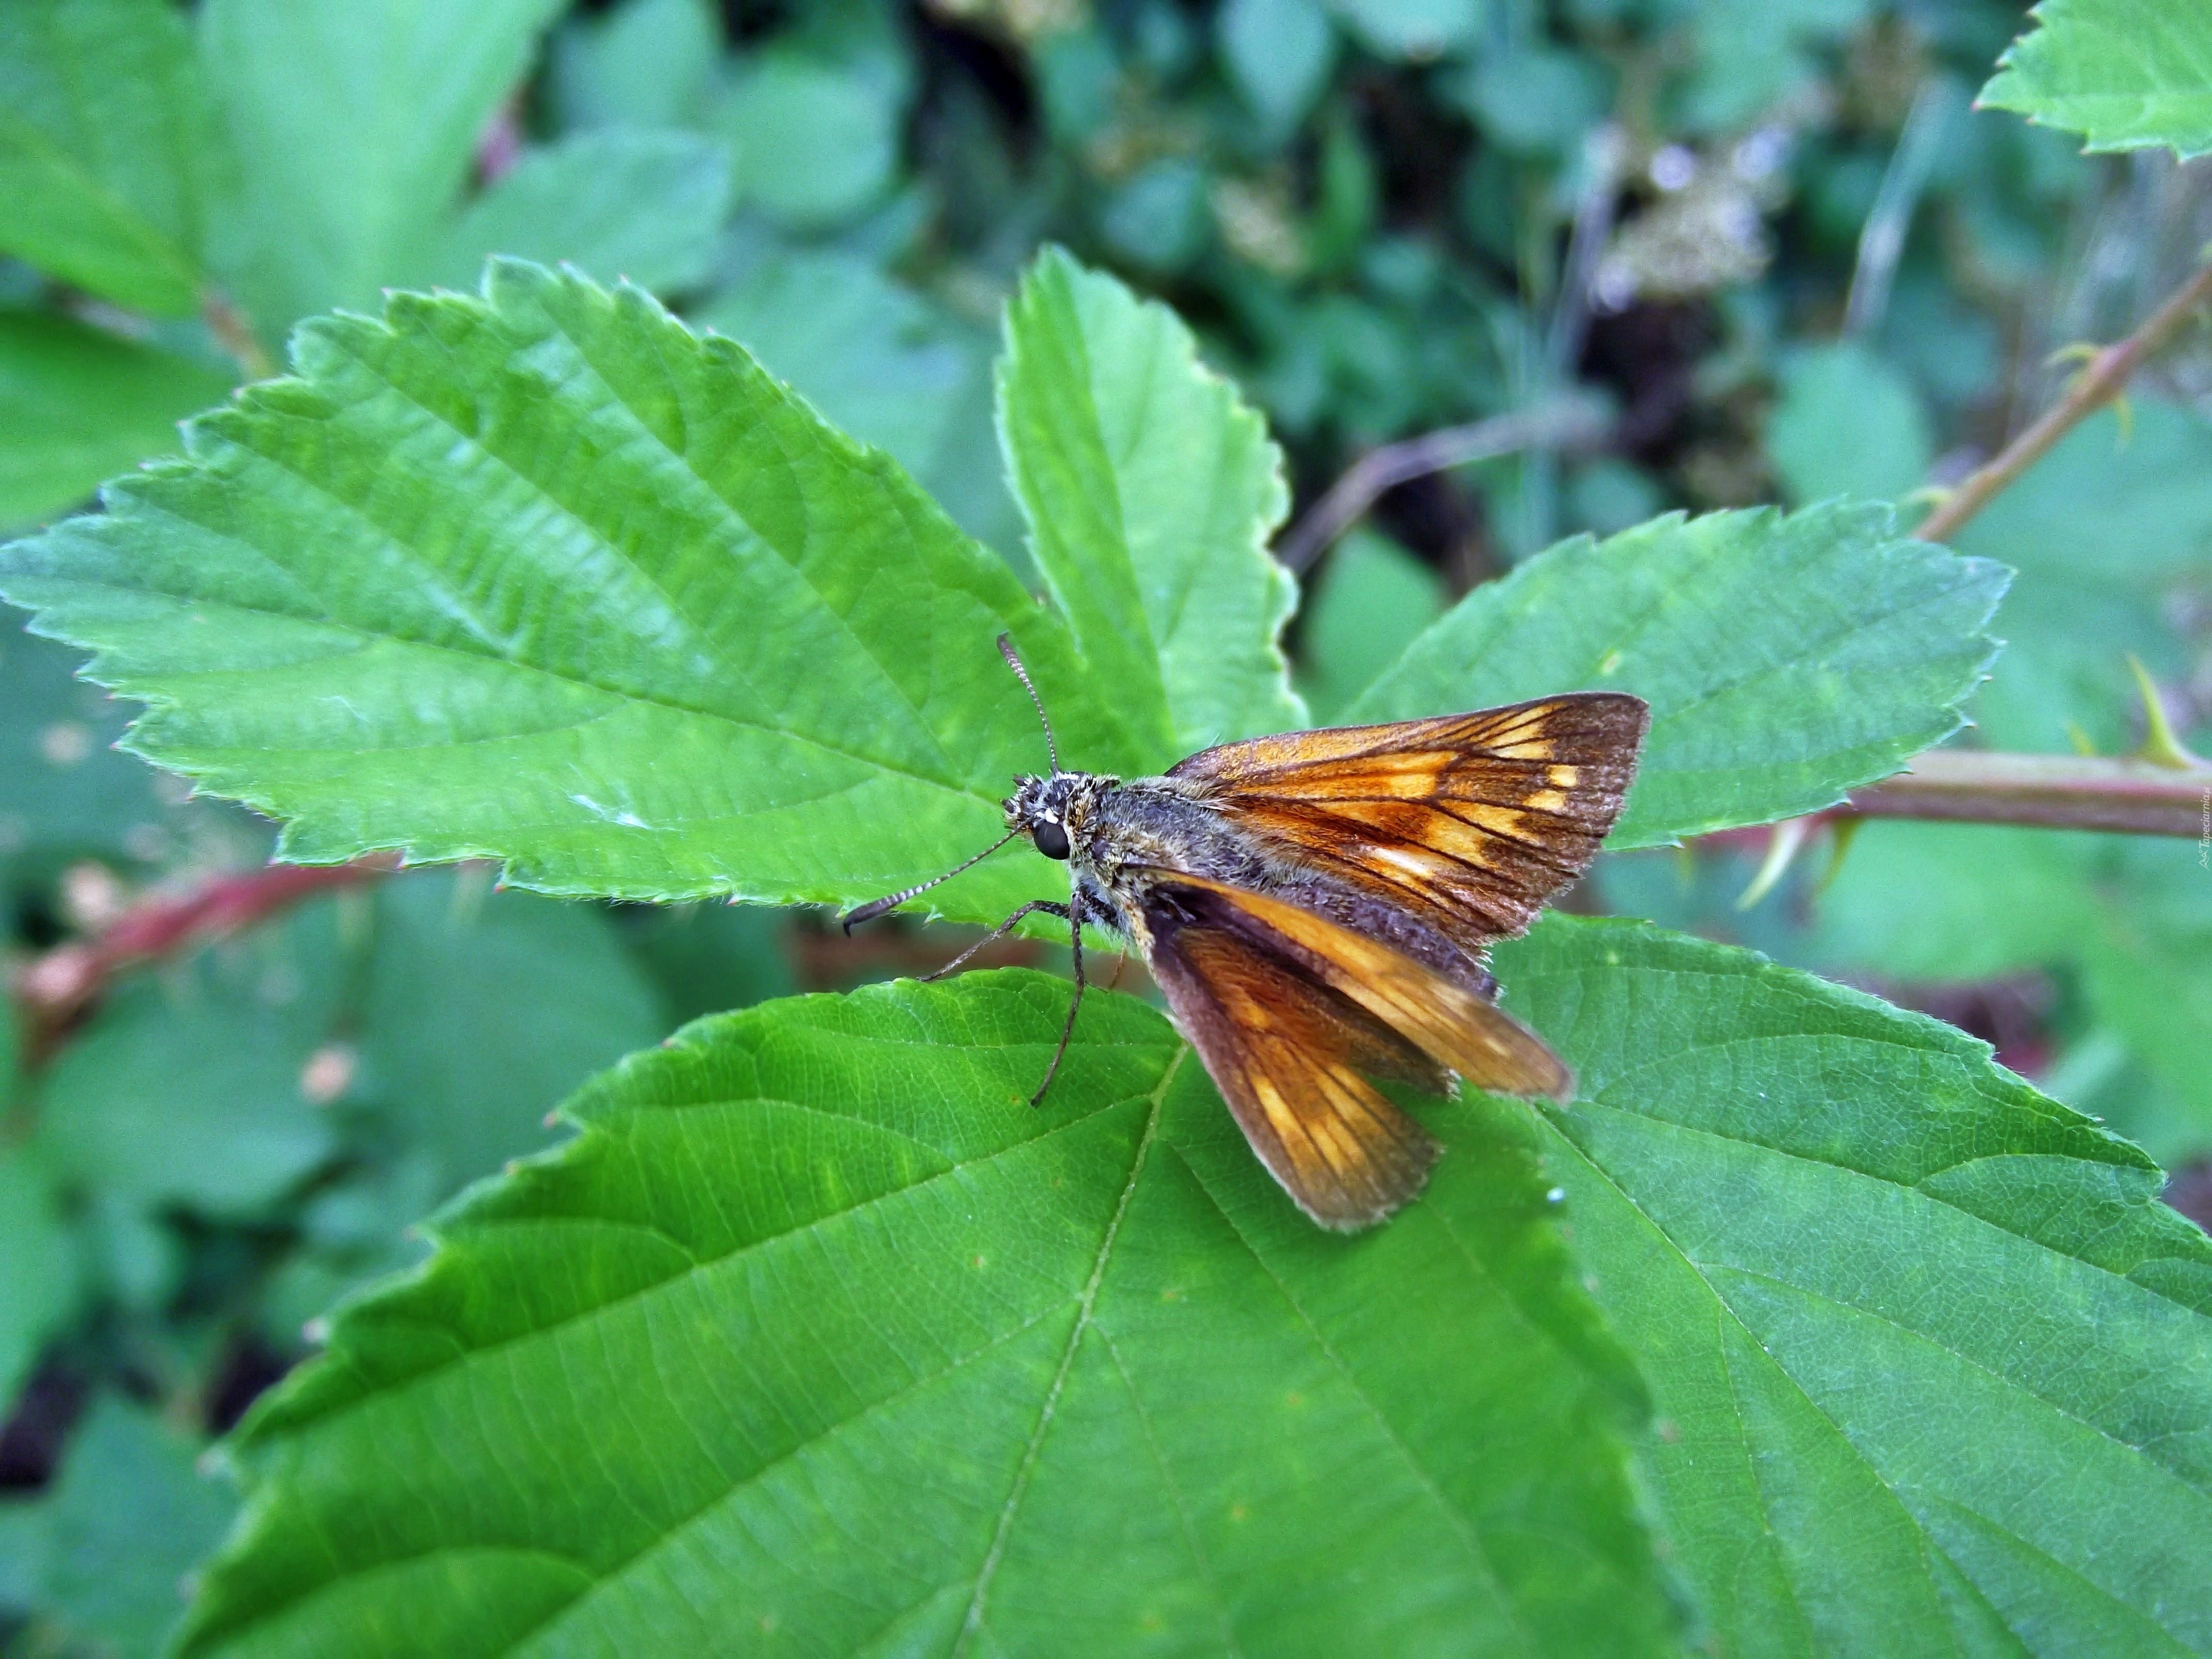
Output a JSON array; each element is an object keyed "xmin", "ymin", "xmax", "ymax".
[{"xmin": 12, "ymin": 855, "xmax": 397, "ymax": 1064}]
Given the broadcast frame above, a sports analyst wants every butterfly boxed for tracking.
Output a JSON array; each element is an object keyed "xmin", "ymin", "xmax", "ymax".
[{"xmin": 844, "ymin": 636, "xmax": 1649, "ymax": 1231}]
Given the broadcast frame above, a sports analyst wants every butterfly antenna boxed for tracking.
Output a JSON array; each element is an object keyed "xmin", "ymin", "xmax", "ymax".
[
  {"xmin": 997, "ymin": 632, "xmax": 1061, "ymax": 774},
  {"xmin": 840, "ymin": 828, "xmax": 1020, "ymax": 934}
]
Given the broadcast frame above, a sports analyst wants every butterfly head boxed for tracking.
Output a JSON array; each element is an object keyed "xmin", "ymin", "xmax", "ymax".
[{"xmin": 1003, "ymin": 771, "xmax": 1084, "ymax": 861}]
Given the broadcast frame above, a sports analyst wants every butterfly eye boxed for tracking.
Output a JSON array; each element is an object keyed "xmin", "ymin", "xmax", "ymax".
[{"xmin": 1032, "ymin": 820, "xmax": 1071, "ymax": 860}]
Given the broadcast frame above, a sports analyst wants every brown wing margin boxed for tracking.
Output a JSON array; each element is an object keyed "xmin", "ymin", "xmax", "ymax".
[
  {"xmin": 1141, "ymin": 876, "xmax": 1572, "ymax": 1230},
  {"xmin": 1168, "ymin": 693, "xmax": 1650, "ymax": 950}
]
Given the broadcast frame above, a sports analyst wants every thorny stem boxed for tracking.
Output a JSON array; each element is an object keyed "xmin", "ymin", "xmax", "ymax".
[
  {"xmin": 1842, "ymin": 751, "xmax": 2206, "ymax": 837},
  {"xmin": 11, "ymin": 854, "xmax": 396, "ymax": 1063},
  {"xmin": 1913, "ymin": 261, "xmax": 2212, "ymax": 545}
]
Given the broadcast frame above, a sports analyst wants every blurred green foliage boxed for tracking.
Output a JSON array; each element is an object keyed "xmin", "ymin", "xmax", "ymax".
[{"xmin": 2, "ymin": 0, "xmax": 2210, "ymax": 1652}]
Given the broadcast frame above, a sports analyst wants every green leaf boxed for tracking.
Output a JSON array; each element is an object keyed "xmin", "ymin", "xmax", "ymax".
[
  {"xmin": 550, "ymin": 0, "xmax": 723, "ymax": 132},
  {"xmin": 1683, "ymin": 0, "xmax": 1871, "ymax": 133},
  {"xmin": 1956, "ymin": 403, "xmax": 2212, "ymax": 583},
  {"xmin": 1296, "ymin": 528, "xmax": 1445, "ymax": 722},
  {"xmin": 1000, "ymin": 248, "xmax": 1303, "ymax": 763},
  {"xmin": 0, "ymin": 308, "xmax": 231, "ymax": 527},
  {"xmin": 35, "ymin": 1396, "xmax": 234, "ymax": 1655},
  {"xmin": 178, "ymin": 974, "xmax": 1677, "ymax": 1657},
  {"xmin": 1349, "ymin": 502, "xmax": 2008, "ymax": 848},
  {"xmin": 695, "ymin": 247, "xmax": 1017, "ymax": 555},
  {"xmin": 1217, "ymin": 0, "xmax": 1338, "ymax": 131},
  {"xmin": 0, "ymin": 1144, "xmax": 74, "ymax": 1406},
  {"xmin": 1807, "ymin": 819, "xmax": 2099, "ymax": 980},
  {"xmin": 1498, "ymin": 916, "xmax": 2212, "ymax": 1655},
  {"xmin": 1951, "ymin": 404, "xmax": 2212, "ymax": 750},
  {"xmin": 0, "ymin": 261, "xmax": 1139, "ymax": 923},
  {"xmin": 420, "ymin": 132, "xmax": 732, "ymax": 299},
  {"xmin": 2072, "ymin": 840, "xmax": 2212, "ymax": 1164},
  {"xmin": 1325, "ymin": 0, "xmax": 1481, "ymax": 60},
  {"xmin": 358, "ymin": 872, "xmax": 665, "ymax": 1191},
  {"xmin": 712, "ymin": 48, "xmax": 901, "ymax": 230},
  {"xmin": 1766, "ymin": 342, "xmax": 1933, "ymax": 506},
  {"xmin": 32, "ymin": 915, "xmax": 345, "ymax": 1219},
  {"xmin": 614, "ymin": 899, "xmax": 796, "ymax": 1028},
  {"xmin": 0, "ymin": 613, "xmax": 196, "ymax": 875},
  {"xmin": 1981, "ymin": 0, "xmax": 2212, "ymax": 160},
  {"xmin": 1452, "ymin": 47, "xmax": 1610, "ymax": 157},
  {"xmin": 200, "ymin": 0, "xmax": 565, "ymax": 337},
  {"xmin": 0, "ymin": 0, "xmax": 207, "ymax": 315}
]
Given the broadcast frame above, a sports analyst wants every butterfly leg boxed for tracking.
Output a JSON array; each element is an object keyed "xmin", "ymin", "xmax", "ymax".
[
  {"xmin": 1030, "ymin": 896, "xmax": 1088, "ymax": 1108},
  {"xmin": 918, "ymin": 899, "xmax": 1071, "ymax": 983}
]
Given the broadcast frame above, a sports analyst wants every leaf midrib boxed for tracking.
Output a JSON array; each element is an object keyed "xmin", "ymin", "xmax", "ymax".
[
  {"xmin": 215, "ymin": 1076, "xmax": 1179, "ymax": 1650},
  {"xmin": 953, "ymin": 1044, "xmax": 1187, "ymax": 1651}
]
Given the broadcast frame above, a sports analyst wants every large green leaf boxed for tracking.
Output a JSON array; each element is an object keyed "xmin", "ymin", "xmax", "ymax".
[
  {"xmin": 0, "ymin": 261, "xmax": 1144, "ymax": 924},
  {"xmin": 1349, "ymin": 503, "xmax": 2007, "ymax": 848},
  {"xmin": 178, "ymin": 974, "xmax": 1677, "ymax": 1657},
  {"xmin": 0, "ymin": 0, "xmax": 207, "ymax": 315},
  {"xmin": 695, "ymin": 248, "xmax": 1017, "ymax": 556},
  {"xmin": 0, "ymin": 308, "xmax": 231, "ymax": 527},
  {"xmin": 1499, "ymin": 917, "xmax": 2212, "ymax": 1656},
  {"xmin": 199, "ymin": 0, "xmax": 565, "ymax": 337},
  {"xmin": 418, "ymin": 131, "xmax": 733, "ymax": 300},
  {"xmin": 1981, "ymin": 0, "xmax": 2212, "ymax": 161},
  {"xmin": 1000, "ymin": 246, "xmax": 1304, "ymax": 763}
]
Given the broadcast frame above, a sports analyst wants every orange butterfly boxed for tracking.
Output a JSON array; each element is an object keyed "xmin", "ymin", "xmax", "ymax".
[{"xmin": 845, "ymin": 637, "xmax": 1649, "ymax": 1230}]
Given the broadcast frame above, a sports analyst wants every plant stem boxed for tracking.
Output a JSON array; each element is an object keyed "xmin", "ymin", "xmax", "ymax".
[
  {"xmin": 1275, "ymin": 395, "xmax": 1613, "ymax": 573},
  {"xmin": 12, "ymin": 854, "xmax": 396, "ymax": 1062},
  {"xmin": 1843, "ymin": 751, "xmax": 2206, "ymax": 837},
  {"xmin": 1914, "ymin": 261, "xmax": 2212, "ymax": 545},
  {"xmin": 201, "ymin": 289, "xmax": 273, "ymax": 382}
]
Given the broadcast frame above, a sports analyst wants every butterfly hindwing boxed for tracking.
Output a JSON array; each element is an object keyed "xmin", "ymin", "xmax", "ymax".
[
  {"xmin": 1168, "ymin": 693, "xmax": 1649, "ymax": 951},
  {"xmin": 1139, "ymin": 876, "xmax": 1572, "ymax": 1229}
]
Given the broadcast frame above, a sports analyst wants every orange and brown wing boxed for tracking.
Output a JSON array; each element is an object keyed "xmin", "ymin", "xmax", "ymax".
[
  {"xmin": 1140, "ymin": 875, "xmax": 1572, "ymax": 1230},
  {"xmin": 1169, "ymin": 693, "xmax": 1649, "ymax": 950}
]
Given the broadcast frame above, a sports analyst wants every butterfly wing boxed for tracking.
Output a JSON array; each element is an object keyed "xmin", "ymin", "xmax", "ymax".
[
  {"xmin": 1168, "ymin": 693, "xmax": 1649, "ymax": 952},
  {"xmin": 1140, "ymin": 874, "xmax": 1571, "ymax": 1230}
]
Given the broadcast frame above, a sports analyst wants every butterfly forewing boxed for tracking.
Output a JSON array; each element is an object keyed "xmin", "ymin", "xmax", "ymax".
[{"xmin": 1168, "ymin": 693, "xmax": 1649, "ymax": 951}]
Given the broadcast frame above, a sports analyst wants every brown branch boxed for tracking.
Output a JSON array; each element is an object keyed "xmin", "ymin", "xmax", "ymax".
[
  {"xmin": 1843, "ymin": 751, "xmax": 2207, "ymax": 837},
  {"xmin": 12, "ymin": 855, "xmax": 397, "ymax": 1063},
  {"xmin": 1275, "ymin": 396, "xmax": 1614, "ymax": 574},
  {"xmin": 1914, "ymin": 261, "xmax": 2212, "ymax": 545}
]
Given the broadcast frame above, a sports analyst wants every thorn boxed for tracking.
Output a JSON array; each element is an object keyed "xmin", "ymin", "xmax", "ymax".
[
  {"xmin": 1813, "ymin": 816, "xmax": 1863, "ymax": 898},
  {"xmin": 2064, "ymin": 720, "xmax": 2099, "ymax": 757},
  {"xmin": 2125, "ymin": 653, "xmax": 2204, "ymax": 770},
  {"xmin": 2043, "ymin": 340, "xmax": 2102, "ymax": 372},
  {"xmin": 1671, "ymin": 842, "xmax": 1697, "ymax": 889},
  {"xmin": 1736, "ymin": 816, "xmax": 1812, "ymax": 911},
  {"xmin": 2111, "ymin": 391, "xmax": 2134, "ymax": 446}
]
